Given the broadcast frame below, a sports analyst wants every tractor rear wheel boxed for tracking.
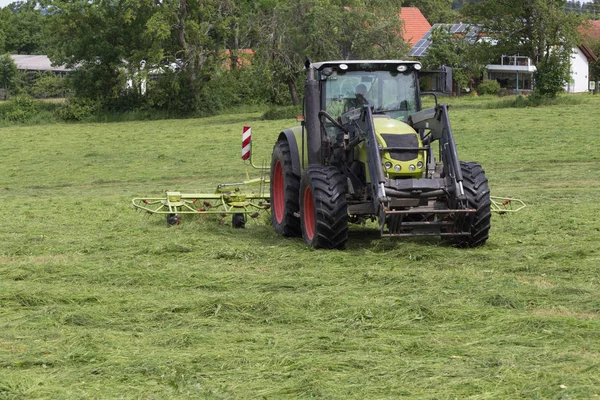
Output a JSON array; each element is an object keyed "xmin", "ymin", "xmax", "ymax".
[
  {"xmin": 452, "ymin": 161, "xmax": 492, "ymax": 247},
  {"xmin": 270, "ymin": 139, "xmax": 301, "ymax": 236},
  {"xmin": 300, "ymin": 165, "xmax": 348, "ymax": 249}
]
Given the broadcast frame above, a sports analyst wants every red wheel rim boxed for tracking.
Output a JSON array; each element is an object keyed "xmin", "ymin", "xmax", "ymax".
[
  {"xmin": 303, "ymin": 186, "xmax": 315, "ymax": 240},
  {"xmin": 273, "ymin": 161, "xmax": 284, "ymax": 224}
]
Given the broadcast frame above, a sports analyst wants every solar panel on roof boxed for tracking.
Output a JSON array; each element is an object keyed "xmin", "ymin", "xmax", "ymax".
[{"xmin": 409, "ymin": 24, "xmax": 481, "ymax": 57}]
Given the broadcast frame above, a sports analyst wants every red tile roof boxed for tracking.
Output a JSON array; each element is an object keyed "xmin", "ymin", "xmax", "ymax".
[
  {"xmin": 580, "ymin": 20, "xmax": 600, "ymax": 42},
  {"xmin": 400, "ymin": 7, "xmax": 431, "ymax": 46},
  {"xmin": 576, "ymin": 21, "xmax": 599, "ymax": 62}
]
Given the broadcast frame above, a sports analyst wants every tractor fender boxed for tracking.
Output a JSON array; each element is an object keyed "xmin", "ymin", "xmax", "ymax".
[{"xmin": 278, "ymin": 128, "xmax": 302, "ymax": 177}]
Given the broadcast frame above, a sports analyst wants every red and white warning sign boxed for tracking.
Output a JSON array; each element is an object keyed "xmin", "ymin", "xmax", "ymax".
[{"xmin": 242, "ymin": 126, "xmax": 251, "ymax": 160}]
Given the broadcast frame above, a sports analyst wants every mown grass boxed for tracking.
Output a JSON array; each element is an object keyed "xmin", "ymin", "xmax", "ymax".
[{"xmin": 1, "ymin": 95, "xmax": 600, "ymax": 399}]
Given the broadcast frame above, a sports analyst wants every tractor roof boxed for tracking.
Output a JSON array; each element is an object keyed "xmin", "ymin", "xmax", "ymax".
[{"xmin": 310, "ymin": 60, "xmax": 421, "ymax": 71}]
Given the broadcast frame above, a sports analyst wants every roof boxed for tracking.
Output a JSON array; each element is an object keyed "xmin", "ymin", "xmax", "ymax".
[
  {"xmin": 399, "ymin": 7, "xmax": 431, "ymax": 47},
  {"xmin": 579, "ymin": 20, "xmax": 600, "ymax": 42},
  {"xmin": 10, "ymin": 55, "xmax": 72, "ymax": 72},
  {"xmin": 309, "ymin": 60, "xmax": 421, "ymax": 71},
  {"xmin": 409, "ymin": 24, "xmax": 481, "ymax": 57},
  {"xmin": 578, "ymin": 44, "xmax": 598, "ymax": 62},
  {"xmin": 222, "ymin": 49, "xmax": 254, "ymax": 70},
  {"xmin": 577, "ymin": 21, "xmax": 599, "ymax": 62}
]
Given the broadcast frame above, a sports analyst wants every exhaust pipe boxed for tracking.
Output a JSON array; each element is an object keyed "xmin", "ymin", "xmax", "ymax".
[{"xmin": 304, "ymin": 65, "xmax": 321, "ymax": 165}]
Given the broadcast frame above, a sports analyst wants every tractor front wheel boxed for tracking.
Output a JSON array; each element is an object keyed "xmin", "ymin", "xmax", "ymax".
[
  {"xmin": 452, "ymin": 161, "xmax": 492, "ymax": 247},
  {"xmin": 270, "ymin": 139, "xmax": 301, "ymax": 237},
  {"xmin": 300, "ymin": 165, "xmax": 348, "ymax": 249}
]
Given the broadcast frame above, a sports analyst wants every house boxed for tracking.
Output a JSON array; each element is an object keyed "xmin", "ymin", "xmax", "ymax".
[
  {"xmin": 408, "ymin": 23, "xmax": 481, "ymax": 93},
  {"xmin": 408, "ymin": 23, "xmax": 480, "ymax": 58},
  {"xmin": 410, "ymin": 24, "xmax": 597, "ymax": 94},
  {"xmin": 485, "ymin": 55, "xmax": 536, "ymax": 94},
  {"xmin": 565, "ymin": 44, "xmax": 597, "ymax": 93},
  {"xmin": 399, "ymin": 7, "xmax": 431, "ymax": 47},
  {"xmin": 577, "ymin": 20, "xmax": 600, "ymax": 91}
]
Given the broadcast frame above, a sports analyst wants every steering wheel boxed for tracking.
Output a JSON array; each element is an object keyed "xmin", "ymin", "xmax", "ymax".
[{"xmin": 383, "ymin": 100, "xmax": 409, "ymax": 111}]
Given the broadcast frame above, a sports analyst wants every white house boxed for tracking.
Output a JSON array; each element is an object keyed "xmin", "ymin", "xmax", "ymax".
[{"xmin": 565, "ymin": 45, "xmax": 597, "ymax": 93}]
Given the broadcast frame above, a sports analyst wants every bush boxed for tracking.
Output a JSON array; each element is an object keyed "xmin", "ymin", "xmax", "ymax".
[
  {"xmin": 477, "ymin": 80, "xmax": 501, "ymax": 96},
  {"xmin": 55, "ymin": 98, "xmax": 103, "ymax": 121},
  {"xmin": 262, "ymin": 105, "xmax": 302, "ymax": 120},
  {"xmin": 145, "ymin": 69, "xmax": 199, "ymax": 116},
  {"xmin": 0, "ymin": 95, "xmax": 39, "ymax": 122},
  {"xmin": 31, "ymin": 72, "xmax": 70, "ymax": 98}
]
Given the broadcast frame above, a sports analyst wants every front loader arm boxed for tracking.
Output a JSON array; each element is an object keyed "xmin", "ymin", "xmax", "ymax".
[
  {"xmin": 354, "ymin": 106, "xmax": 388, "ymax": 212},
  {"xmin": 336, "ymin": 105, "xmax": 388, "ymax": 213},
  {"xmin": 409, "ymin": 104, "xmax": 466, "ymax": 204}
]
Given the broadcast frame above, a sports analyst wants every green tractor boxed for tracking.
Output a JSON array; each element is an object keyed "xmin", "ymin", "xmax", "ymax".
[{"xmin": 270, "ymin": 60, "xmax": 491, "ymax": 249}]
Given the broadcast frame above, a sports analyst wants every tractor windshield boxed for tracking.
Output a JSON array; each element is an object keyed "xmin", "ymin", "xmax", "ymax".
[{"xmin": 323, "ymin": 69, "xmax": 418, "ymax": 121}]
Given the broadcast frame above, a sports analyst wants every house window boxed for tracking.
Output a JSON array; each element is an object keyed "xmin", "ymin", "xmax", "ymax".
[
  {"xmin": 488, "ymin": 71, "xmax": 534, "ymax": 91},
  {"xmin": 500, "ymin": 55, "xmax": 529, "ymax": 66}
]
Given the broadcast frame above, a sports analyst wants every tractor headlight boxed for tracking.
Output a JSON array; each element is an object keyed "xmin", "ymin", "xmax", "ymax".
[
  {"xmin": 417, "ymin": 161, "xmax": 423, "ymax": 169},
  {"xmin": 414, "ymin": 63, "xmax": 422, "ymax": 71},
  {"xmin": 397, "ymin": 65, "xmax": 408, "ymax": 72},
  {"xmin": 339, "ymin": 64, "xmax": 348, "ymax": 71},
  {"xmin": 394, "ymin": 165, "xmax": 402, "ymax": 172},
  {"xmin": 384, "ymin": 162, "xmax": 392, "ymax": 170},
  {"xmin": 409, "ymin": 164, "xmax": 416, "ymax": 172}
]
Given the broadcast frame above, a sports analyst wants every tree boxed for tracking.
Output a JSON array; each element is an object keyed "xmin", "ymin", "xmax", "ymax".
[
  {"xmin": 534, "ymin": 52, "xmax": 571, "ymax": 97},
  {"xmin": 250, "ymin": 0, "xmax": 409, "ymax": 104},
  {"xmin": 0, "ymin": 53, "xmax": 17, "ymax": 95},
  {"xmin": 40, "ymin": 0, "xmax": 410, "ymax": 110},
  {"xmin": 463, "ymin": 0, "xmax": 583, "ymax": 97},
  {"xmin": 44, "ymin": 0, "xmax": 158, "ymax": 105},
  {"xmin": 0, "ymin": 0, "xmax": 48, "ymax": 54}
]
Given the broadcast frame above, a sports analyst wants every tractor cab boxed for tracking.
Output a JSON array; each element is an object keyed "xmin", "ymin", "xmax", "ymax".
[
  {"xmin": 314, "ymin": 60, "xmax": 422, "ymax": 122},
  {"xmin": 313, "ymin": 61, "xmax": 426, "ymax": 179}
]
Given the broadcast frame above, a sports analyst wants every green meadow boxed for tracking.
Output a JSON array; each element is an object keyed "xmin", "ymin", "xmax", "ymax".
[{"xmin": 1, "ymin": 95, "xmax": 599, "ymax": 398}]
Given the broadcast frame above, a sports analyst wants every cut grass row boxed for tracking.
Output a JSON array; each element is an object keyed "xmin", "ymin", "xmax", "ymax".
[{"xmin": 1, "ymin": 95, "xmax": 599, "ymax": 398}]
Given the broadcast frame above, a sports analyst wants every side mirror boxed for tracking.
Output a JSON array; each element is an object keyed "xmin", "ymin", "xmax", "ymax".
[
  {"xmin": 419, "ymin": 66, "xmax": 453, "ymax": 94},
  {"xmin": 439, "ymin": 66, "xmax": 453, "ymax": 94}
]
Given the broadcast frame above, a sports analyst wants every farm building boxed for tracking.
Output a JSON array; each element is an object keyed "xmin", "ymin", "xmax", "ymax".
[{"xmin": 9, "ymin": 55, "xmax": 72, "ymax": 75}]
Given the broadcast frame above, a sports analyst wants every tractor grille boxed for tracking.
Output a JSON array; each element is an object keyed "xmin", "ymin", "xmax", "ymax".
[{"xmin": 381, "ymin": 134, "xmax": 419, "ymax": 161}]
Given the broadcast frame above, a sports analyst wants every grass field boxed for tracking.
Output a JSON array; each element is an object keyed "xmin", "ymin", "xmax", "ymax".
[{"xmin": 1, "ymin": 95, "xmax": 600, "ymax": 399}]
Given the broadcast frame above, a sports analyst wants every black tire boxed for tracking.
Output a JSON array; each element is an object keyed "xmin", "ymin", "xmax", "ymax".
[
  {"xmin": 270, "ymin": 139, "xmax": 301, "ymax": 236},
  {"xmin": 232, "ymin": 213, "xmax": 246, "ymax": 229},
  {"xmin": 452, "ymin": 161, "xmax": 492, "ymax": 248},
  {"xmin": 299, "ymin": 165, "xmax": 348, "ymax": 249},
  {"xmin": 167, "ymin": 213, "xmax": 181, "ymax": 226}
]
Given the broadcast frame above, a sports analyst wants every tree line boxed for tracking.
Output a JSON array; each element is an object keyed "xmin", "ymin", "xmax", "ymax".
[{"xmin": 0, "ymin": 0, "xmax": 594, "ymax": 118}]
